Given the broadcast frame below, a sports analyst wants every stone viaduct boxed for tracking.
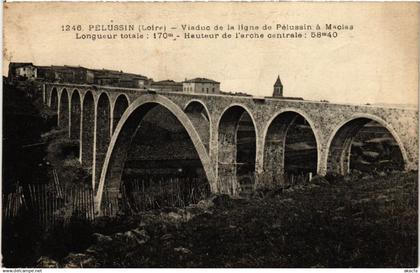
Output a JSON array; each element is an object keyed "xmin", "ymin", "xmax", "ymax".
[{"xmin": 42, "ymin": 83, "xmax": 418, "ymax": 214}]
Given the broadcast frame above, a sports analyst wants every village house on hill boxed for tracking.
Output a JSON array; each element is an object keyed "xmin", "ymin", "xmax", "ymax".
[
  {"xmin": 8, "ymin": 62, "xmax": 37, "ymax": 82},
  {"xmin": 150, "ymin": 80, "xmax": 183, "ymax": 92},
  {"xmin": 8, "ymin": 62, "xmax": 151, "ymax": 89},
  {"xmin": 183, "ymin": 78, "xmax": 220, "ymax": 94},
  {"xmin": 91, "ymin": 69, "xmax": 150, "ymax": 88}
]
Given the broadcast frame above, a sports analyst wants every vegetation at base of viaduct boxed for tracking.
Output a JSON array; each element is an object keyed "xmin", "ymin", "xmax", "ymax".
[{"xmin": 2, "ymin": 81, "xmax": 91, "ymax": 266}]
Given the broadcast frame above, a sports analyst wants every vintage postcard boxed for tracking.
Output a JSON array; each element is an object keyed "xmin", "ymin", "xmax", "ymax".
[{"xmin": 2, "ymin": 2, "xmax": 419, "ymax": 268}]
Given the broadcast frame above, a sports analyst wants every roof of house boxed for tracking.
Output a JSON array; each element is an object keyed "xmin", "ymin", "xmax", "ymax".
[
  {"xmin": 36, "ymin": 66, "xmax": 53, "ymax": 70},
  {"xmin": 9, "ymin": 62, "xmax": 33, "ymax": 66},
  {"xmin": 9, "ymin": 62, "xmax": 35, "ymax": 69},
  {"xmin": 123, "ymin": 72, "xmax": 148, "ymax": 79},
  {"xmin": 91, "ymin": 69, "xmax": 148, "ymax": 80},
  {"xmin": 50, "ymin": 65, "xmax": 72, "ymax": 71},
  {"xmin": 184, "ymin": 77, "xmax": 220, "ymax": 84},
  {"xmin": 64, "ymin": 65, "xmax": 90, "ymax": 70},
  {"xmin": 95, "ymin": 74, "xmax": 121, "ymax": 79},
  {"xmin": 151, "ymin": 80, "xmax": 183, "ymax": 86}
]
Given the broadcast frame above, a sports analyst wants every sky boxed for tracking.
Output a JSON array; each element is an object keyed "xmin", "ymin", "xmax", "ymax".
[{"xmin": 3, "ymin": 2, "xmax": 419, "ymax": 105}]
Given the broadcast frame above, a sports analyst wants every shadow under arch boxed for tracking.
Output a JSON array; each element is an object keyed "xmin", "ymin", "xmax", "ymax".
[
  {"xmin": 58, "ymin": 88, "xmax": 70, "ymax": 134},
  {"xmin": 262, "ymin": 109, "xmax": 320, "ymax": 187},
  {"xmin": 94, "ymin": 92, "xmax": 112, "ymax": 192},
  {"xmin": 325, "ymin": 113, "xmax": 409, "ymax": 175},
  {"xmin": 112, "ymin": 94, "xmax": 130, "ymax": 134},
  {"xmin": 183, "ymin": 99, "xmax": 212, "ymax": 150},
  {"xmin": 81, "ymin": 91, "xmax": 95, "ymax": 168},
  {"xmin": 49, "ymin": 87, "xmax": 59, "ymax": 126},
  {"xmin": 49, "ymin": 87, "xmax": 58, "ymax": 110},
  {"xmin": 70, "ymin": 89, "xmax": 82, "ymax": 140},
  {"xmin": 95, "ymin": 94, "xmax": 214, "ymax": 214},
  {"xmin": 216, "ymin": 103, "xmax": 258, "ymax": 196}
]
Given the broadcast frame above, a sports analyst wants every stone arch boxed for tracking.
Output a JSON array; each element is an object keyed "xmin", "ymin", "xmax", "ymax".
[
  {"xmin": 112, "ymin": 94, "xmax": 130, "ymax": 134},
  {"xmin": 49, "ymin": 87, "xmax": 59, "ymax": 126},
  {"xmin": 325, "ymin": 113, "xmax": 409, "ymax": 175},
  {"xmin": 81, "ymin": 91, "xmax": 95, "ymax": 168},
  {"xmin": 94, "ymin": 92, "xmax": 112, "ymax": 191},
  {"xmin": 70, "ymin": 89, "xmax": 82, "ymax": 140},
  {"xmin": 217, "ymin": 104, "xmax": 257, "ymax": 196},
  {"xmin": 95, "ymin": 94, "xmax": 214, "ymax": 214},
  {"xmin": 49, "ymin": 87, "xmax": 58, "ymax": 110},
  {"xmin": 262, "ymin": 109, "xmax": 320, "ymax": 187},
  {"xmin": 183, "ymin": 99, "xmax": 212, "ymax": 150},
  {"xmin": 58, "ymin": 88, "xmax": 70, "ymax": 135}
]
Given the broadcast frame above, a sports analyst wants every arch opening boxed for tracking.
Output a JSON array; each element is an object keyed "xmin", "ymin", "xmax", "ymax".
[
  {"xmin": 99, "ymin": 102, "xmax": 211, "ymax": 216},
  {"xmin": 184, "ymin": 100, "xmax": 210, "ymax": 150},
  {"xmin": 70, "ymin": 90, "xmax": 81, "ymax": 144},
  {"xmin": 112, "ymin": 95, "xmax": 129, "ymax": 133},
  {"xmin": 49, "ymin": 87, "xmax": 59, "ymax": 126},
  {"xmin": 81, "ymin": 92, "xmax": 94, "ymax": 171},
  {"xmin": 59, "ymin": 89, "xmax": 69, "ymax": 135},
  {"xmin": 218, "ymin": 105, "xmax": 256, "ymax": 196},
  {"xmin": 263, "ymin": 111, "xmax": 318, "ymax": 187},
  {"xmin": 327, "ymin": 118, "xmax": 405, "ymax": 175},
  {"xmin": 94, "ymin": 93, "xmax": 111, "ymax": 191}
]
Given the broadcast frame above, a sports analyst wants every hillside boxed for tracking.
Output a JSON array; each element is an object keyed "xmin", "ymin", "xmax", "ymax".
[
  {"xmin": 39, "ymin": 171, "xmax": 417, "ymax": 268},
  {"xmin": 2, "ymin": 81, "xmax": 53, "ymax": 192}
]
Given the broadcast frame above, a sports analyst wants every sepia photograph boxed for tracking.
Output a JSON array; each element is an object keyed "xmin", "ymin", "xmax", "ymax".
[{"xmin": 2, "ymin": 2, "xmax": 419, "ymax": 268}]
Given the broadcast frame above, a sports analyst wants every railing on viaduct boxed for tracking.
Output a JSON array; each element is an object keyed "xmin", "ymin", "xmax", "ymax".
[{"xmin": 41, "ymin": 82, "xmax": 418, "ymax": 215}]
